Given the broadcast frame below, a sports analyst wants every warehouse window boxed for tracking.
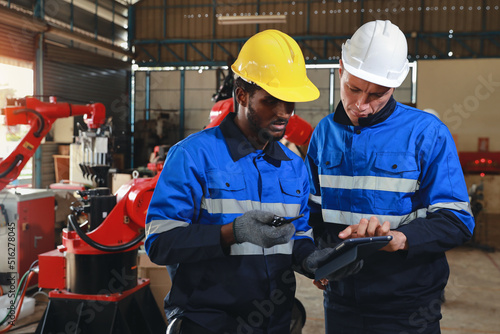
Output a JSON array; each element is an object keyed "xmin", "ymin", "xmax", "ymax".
[{"xmin": 0, "ymin": 59, "xmax": 34, "ymax": 187}]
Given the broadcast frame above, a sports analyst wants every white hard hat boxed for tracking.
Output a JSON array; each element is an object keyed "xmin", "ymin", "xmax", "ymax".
[{"xmin": 342, "ymin": 20, "xmax": 409, "ymax": 88}]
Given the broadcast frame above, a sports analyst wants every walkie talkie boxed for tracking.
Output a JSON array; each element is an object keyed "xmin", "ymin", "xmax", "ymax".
[{"xmin": 269, "ymin": 214, "xmax": 304, "ymax": 227}]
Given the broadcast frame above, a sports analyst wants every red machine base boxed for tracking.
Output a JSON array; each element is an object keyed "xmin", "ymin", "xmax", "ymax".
[{"xmin": 35, "ymin": 280, "xmax": 167, "ymax": 334}]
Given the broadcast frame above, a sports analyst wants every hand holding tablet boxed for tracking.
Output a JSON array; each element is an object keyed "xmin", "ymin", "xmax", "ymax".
[{"xmin": 315, "ymin": 235, "xmax": 393, "ymax": 280}]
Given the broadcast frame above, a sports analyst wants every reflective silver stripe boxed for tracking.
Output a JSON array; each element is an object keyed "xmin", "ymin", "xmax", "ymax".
[
  {"xmin": 320, "ymin": 175, "xmax": 419, "ymax": 193},
  {"xmin": 230, "ymin": 240, "xmax": 294, "ymax": 256},
  {"xmin": 146, "ymin": 220, "xmax": 189, "ymax": 237},
  {"xmin": 429, "ymin": 201, "xmax": 472, "ymax": 215},
  {"xmin": 264, "ymin": 242, "xmax": 294, "ymax": 255},
  {"xmin": 201, "ymin": 197, "xmax": 300, "ymax": 217},
  {"xmin": 309, "ymin": 194, "xmax": 322, "ymax": 205},
  {"xmin": 295, "ymin": 229, "xmax": 314, "ymax": 240},
  {"xmin": 322, "ymin": 208, "xmax": 427, "ymax": 229}
]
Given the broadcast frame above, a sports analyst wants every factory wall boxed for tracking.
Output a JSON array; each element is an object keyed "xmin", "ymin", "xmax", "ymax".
[{"xmin": 417, "ymin": 58, "xmax": 500, "ymax": 152}]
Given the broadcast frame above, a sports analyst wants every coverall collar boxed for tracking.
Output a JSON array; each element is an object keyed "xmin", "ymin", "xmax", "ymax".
[
  {"xmin": 334, "ymin": 96, "xmax": 397, "ymax": 127},
  {"xmin": 219, "ymin": 112, "xmax": 291, "ymax": 162}
]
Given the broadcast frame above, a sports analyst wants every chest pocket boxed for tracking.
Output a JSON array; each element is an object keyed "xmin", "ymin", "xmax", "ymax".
[
  {"xmin": 318, "ymin": 152, "xmax": 342, "ymax": 209},
  {"xmin": 279, "ymin": 178, "xmax": 302, "ymax": 198},
  {"xmin": 373, "ymin": 153, "xmax": 419, "ymax": 211},
  {"xmin": 206, "ymin": 170, "xmax": 246, "ymax": 198},
  {"xmin": 319, "ymin": 152, "xmax": 343, "ymax": 171},
  {"xmin": 278, "ymin": 178, "xmax": 302, "ymax": 217}
]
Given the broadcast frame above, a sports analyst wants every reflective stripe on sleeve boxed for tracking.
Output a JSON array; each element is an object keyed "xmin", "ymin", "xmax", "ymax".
[
  {"xmin": 309, "ymin": 194, "xmax": 322, "ymax": 205},
  {"xmin": 429, "ymin": 201, "xmax": 472, "ymax": 215},
  {"xmin": 320, "ymin": 175, "xmax": 419, "ymax": 193},
  {"xmin": 201, "ymin": 197, "xmax": 301, "ymax": 217},
  {"xmin": 146, "ymin": 220, "xmax": 189, "ymax": 237},
  {"xmin": 295, "ymin": 229, "xmax": 313, "ymax": 240},
  {"xmin": 230, "ymin": 240, "xmax": 294, "ymax": 256}
]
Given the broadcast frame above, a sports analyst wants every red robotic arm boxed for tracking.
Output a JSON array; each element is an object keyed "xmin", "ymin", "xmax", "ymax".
[
  {"xmin": 0, "ymin": 96, "xmax": 105, "ymax": 191},
  {"xmin": 0, "ymin": 97, "xmax": 166, "ymax": 332}
]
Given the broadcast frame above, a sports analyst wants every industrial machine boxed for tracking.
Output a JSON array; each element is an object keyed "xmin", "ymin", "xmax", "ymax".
[
  {"xmin": 0, "ymin": 188, "xmax": 55, "ymax": 288},
  {"xmin": 0, "ymin": 97, "xmax": 166, "ymax": 333}
]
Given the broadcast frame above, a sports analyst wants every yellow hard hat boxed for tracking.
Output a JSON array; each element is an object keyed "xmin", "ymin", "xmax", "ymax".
[{"xmin": 231, "ymin": 29, "xmax": 319, "ymax": 102}]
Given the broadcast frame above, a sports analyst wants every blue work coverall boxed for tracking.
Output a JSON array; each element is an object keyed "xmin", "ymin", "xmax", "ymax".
[
  {"xmin": 146, "ymin": 113, "xmax": 316, "ymax": 334},
  {"xmin": 306, "ymin": 97, "xmax": 474, "ymax": 334}
]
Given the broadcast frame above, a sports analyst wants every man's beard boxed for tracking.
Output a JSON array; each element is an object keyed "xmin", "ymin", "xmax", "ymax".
[{"xmin": 247, "ymin": 102, "xmax": 286, "ymax": 144}]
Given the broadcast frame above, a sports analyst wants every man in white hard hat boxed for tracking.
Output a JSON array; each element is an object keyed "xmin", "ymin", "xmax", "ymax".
[{"xmin": 306, "ymin": 20, "xmax": 474, "ymax": 333}]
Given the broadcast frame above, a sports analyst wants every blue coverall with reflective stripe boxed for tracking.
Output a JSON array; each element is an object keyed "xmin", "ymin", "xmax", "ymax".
[
  {"xmin": 146, "ymin": 113, "xmax": 315, "ymax": 334},
  {"xmin": 306, "ymin": 99, "xmax": 474, "ymax": 333}
]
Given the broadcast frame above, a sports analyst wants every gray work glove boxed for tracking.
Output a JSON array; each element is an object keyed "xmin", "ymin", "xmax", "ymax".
[
  {"xmin": 233, "ymin": 210, "xmax": 295, "ymax": 248},
  {"xmin": 303, "ymin": 248, "xmax": 364, "ymax": 281}
]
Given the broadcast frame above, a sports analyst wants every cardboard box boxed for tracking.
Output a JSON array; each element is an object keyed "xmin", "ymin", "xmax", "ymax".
[
  {"xmin": 138, "ymin": 251, "xmax": 171, "ymax": 323},
  {"xmin": 58, "ymin": 144, "xmax": 70, "ymax": 156},
  {"xmin": 111, "ymin": 173, "xmax": 132, "ymax": 194}
]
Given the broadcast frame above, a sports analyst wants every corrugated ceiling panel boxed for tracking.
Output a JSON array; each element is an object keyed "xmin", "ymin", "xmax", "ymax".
[
  {"xmin": 401, "ymin": 0, "xmax": 423, "ymax": 32},
  {"xmin": 166, "ymin": 7, "xmax": 184, "ymax": 38},
  {"xmin": 486, "ymin": 0, "xmax": 500, "ymax": 30},
  {"xmin": 133, "ymin": 0, "xmax": 500, "ymax": 64},
  {"xmin": 45, "ymin": 43, "xmax": 129, "ymax": 70},
  {"xmin": 0, "ymin": 22, "xmax": 35, "ymax": 62},
  {"xmin": 135, "ymin": 3, "xmax": 163, "ymax": 39},
  {"xmin": 286, "ymin": 2, "xmax": 308, "ymax": 35}
]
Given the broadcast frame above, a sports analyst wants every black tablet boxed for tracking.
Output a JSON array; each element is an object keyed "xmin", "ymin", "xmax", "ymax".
[{"xmin": 315, "ymin": 235, "xmax": 393, "ymax": 280}]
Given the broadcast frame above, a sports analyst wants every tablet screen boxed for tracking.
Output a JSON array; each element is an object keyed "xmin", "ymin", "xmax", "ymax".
[{"xmin": 315, "ymin": 235, "xmax": 393, "ymax": 280}]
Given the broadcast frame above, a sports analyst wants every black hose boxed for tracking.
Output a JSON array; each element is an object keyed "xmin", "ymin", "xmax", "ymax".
[
  {"xmin": 67, "ymin": 214, "xmax": 144, "ymax": 252},
  {"xmin": 0, "ymin": 154, "xmax": 24, "ymax": 178},
  {"xmin": 13, "ymin": 108, "xmax": 45, "ymax": 137}
]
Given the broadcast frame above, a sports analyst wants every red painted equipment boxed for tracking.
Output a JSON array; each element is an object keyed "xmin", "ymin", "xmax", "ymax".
[
  {"xmin": 205, "ymin": 97, "xmax": 314, "ymax": 147},
  {"xmin": 0, "ymin": 96, "xmax": 105, "ymax": 191},
  {"xmin": 0, "ymin": 97, "xmax": 166, "ymax": 333}
]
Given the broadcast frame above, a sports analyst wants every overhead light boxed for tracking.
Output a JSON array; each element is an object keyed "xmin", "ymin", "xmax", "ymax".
[{"xmin": 217, "ymin": 15, "xmax": 287, "ymax": 25}]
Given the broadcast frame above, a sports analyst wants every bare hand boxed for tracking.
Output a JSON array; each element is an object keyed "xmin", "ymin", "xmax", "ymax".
[
  {"xmin": 313, "ymin": 279, "xmax": 328, "ymax": 290},
  {"xmin": 338, "ymin": 216, "xmax": 408, "ymax": 252}
]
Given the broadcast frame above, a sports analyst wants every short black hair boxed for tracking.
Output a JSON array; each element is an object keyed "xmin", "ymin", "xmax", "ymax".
[{"xmin": 234, "ymin": 76, "xmax": 261, "ymax": 97}]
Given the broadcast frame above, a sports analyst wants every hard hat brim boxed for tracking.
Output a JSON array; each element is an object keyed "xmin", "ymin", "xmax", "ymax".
[
  {"xmin": 260, "ymin": 78, "xmax": 320, "ymax": 103},
  {"xmin": 343, "ymin": 60, "xmax": 409, "ymax": 88}
]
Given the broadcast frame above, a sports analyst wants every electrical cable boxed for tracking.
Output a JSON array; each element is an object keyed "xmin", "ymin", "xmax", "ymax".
[
  {"xmin": 0, "ymin": 260, "xmax": 37, "ymax": 332},
  {"xmin": 0, "ymin": 260, "xmax": 38, "ymax": 326},
  {"xmin": 0, "ymin": 271, "xmax": 35, "ymax": 333},
  {"xmin": 67, "ymin": 214, "xmax": 144, "ymax": 252}
]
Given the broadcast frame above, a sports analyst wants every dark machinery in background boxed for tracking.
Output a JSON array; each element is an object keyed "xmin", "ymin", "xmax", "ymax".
[
  {"xmin": 458, "ymin": 152, "xmax": 497, "ymax": 252},
  {"xmin": 466, "ymin": 182, "xmax": 495, "ymax": 252},
  {"xmin": 0, "ymin": 97, "xmax": 166, "ymax": 333}
]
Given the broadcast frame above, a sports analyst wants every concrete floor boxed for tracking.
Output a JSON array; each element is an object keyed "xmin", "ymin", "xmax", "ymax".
[
  {"xmin": 6, "ymin": 246, "xmax": 500, "ymax": 334},
  {"xmin": 295, "ymin": 246, "xmax": 500, "ymax": 334}
]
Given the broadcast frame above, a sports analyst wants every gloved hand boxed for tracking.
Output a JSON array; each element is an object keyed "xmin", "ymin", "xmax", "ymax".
[
  {"xmin": 303, "ymin": 248, "xmax": 364, "ymax": 281},
  {"xmin": 233, "ymin": 210, "xmax": 295, "ymax": 248}
]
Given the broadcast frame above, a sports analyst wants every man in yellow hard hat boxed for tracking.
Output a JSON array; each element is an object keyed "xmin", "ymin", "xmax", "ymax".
[
  {"xmin": 145, "ymin": 29, "xmax": 345, "ymax": 333},
  {"xmin": 306, "ymin": 20, "xmax": 474, "ymax": 333}
]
